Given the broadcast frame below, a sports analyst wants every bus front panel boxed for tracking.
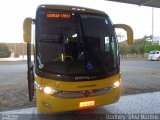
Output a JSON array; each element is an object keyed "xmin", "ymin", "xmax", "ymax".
[
  {"xmin": 35, "ymin": 73, "xmax": 120, "ymax": 113},
  {"xmin": 34, "ymin": 6, "xmax": 120, "ymax": 113}
]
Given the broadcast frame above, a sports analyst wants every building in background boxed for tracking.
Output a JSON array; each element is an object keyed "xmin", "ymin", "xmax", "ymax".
[
  {"xmin": 5, "ymin": 43, "xmax": 33, "ymax": 58},
  {"xmin": 153, "ymin": 36, "xmax": 160, "ymax": 45}
]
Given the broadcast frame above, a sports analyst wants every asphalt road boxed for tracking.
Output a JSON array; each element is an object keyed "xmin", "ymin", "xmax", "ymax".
[
  {"xmin": 0, "ymin": 58, "xmax": 160, "ymax": 112},
  {"xmin": 0, "ymin": 61, "xmax": 27, "ymax": 88},
  {"xmin": 1, "ymin": 92, "xmax": 160, "ymax": 120},
  {"xmin": 121, "ymin": 58, "xmax": 160, "ymax": 95}
]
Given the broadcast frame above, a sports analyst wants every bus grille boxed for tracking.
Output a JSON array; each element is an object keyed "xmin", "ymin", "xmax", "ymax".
[{"xmin": 53, "ymin": 86, "xmax": 114, "ymax": 98}]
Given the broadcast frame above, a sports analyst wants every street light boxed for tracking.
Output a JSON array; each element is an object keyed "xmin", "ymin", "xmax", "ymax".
[{"xmin": 152, "ymin": 7, "xmax": 154, "ymax": 44}]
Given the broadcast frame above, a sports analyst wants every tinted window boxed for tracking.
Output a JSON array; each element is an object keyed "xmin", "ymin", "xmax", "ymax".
[{"xmin": 36, "ymin": 10, "xmax": 118, "ymax": 77}]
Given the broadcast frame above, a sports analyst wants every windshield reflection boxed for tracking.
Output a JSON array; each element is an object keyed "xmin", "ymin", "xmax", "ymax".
[{"xmin": 36, "ymin": 11, "xmax": 118, "ymax": 76}]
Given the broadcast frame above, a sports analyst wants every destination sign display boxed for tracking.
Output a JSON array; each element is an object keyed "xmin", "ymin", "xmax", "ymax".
[{"xmin": 47, "ymin": 13, "xmax": 71, "ymax": 19}]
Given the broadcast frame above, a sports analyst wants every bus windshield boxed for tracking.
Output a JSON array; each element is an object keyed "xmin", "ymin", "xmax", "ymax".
[{"xmin": 36, "ymin": 10, "xmax": 118, "ymax": 78}]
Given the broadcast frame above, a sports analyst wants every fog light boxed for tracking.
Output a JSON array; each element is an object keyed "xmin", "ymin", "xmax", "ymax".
[
  {"xmin": 113, "ymin": 81, "xmax": 120, "ymax": 87},
  {"xmin": 43, "ymin": 87, "xmax": 53, "ymax": 94},
  {"xmin": 43, "ymin": 102, "xmax": 53, "ymax": 108}
]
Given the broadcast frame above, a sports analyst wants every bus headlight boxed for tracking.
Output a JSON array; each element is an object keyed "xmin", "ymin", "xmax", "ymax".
[
  {"xmin": 35, "ymin": 82, "xmax": 58, "ymax": 95},
  {"xmin": 113, "ymin": 81, "xmax": 120, "ymax": 88},
  {"xmin": 43, "ymin": 87, "xmax": 53, "ymax": 94}
]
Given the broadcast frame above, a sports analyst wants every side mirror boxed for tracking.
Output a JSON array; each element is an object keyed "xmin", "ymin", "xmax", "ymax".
[
  {"xmin": 113, "ymin": 24, "xmax": 134, "ymax": 45},
  {"xmin": 23, "ymin": 18, "xmax": 32, "ymax": 43}
]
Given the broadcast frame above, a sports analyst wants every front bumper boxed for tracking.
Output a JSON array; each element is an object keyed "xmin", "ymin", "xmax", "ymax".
[
  {"xmin": 148, "ymin": 56, "xmax": 158, "ymax": 61},
  {"xmin": 36, "ymin": 86, "xmax": 120, "ymax": 113}
]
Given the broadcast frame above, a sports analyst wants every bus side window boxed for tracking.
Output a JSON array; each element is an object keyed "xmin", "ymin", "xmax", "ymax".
[{"xmin": 104, "ymin": 36, "xmax": 109, "ymax": 51}]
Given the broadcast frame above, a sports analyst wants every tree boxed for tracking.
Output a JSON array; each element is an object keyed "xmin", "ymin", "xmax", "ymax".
[
  {"xmin": 128, "ymin": 45, "xmax": 139, "ymax": 55},
  {"xmin": 119, "ymin": 43, "xmax": 128, "ymax": 58},
  {"xmin": 134, "ymin": 36, "xmax": 151, "ymax": 57},
  {"xmin": 118, "ymin": 35, "xmax": 152, "ymax": 57},
  {"xmin": 0, "ymin": 43, "xmax": 11, "ymax": 58},
  {"xmin": 145, "ymin": 44, "xmax": 160, "ymax": 53}
]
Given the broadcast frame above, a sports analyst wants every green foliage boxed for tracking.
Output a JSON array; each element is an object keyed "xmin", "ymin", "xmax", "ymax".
[
  {"xmin": 145, "ymin": 45, "xmax": 160, "ymax": 53},
  {"xmin": 128, "ymin": 45, "xmax": 139, "ymax": 54},
  {"xmin": 134, "ymin": 36, "xmax": 150, "ymax": 55},
  {"xmin": 119, "ymin": 35, "xmax": 155, "ymax": 57},
  {"xmin": 0, "ymin": 43, "xmax": 11, "ymax": 58},
  {"xmin": 118, "ymin": 43, "xmax": 128, "ymax": 57}
]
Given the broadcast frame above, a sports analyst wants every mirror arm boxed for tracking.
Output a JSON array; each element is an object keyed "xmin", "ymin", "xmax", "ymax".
[
  {"xmin": 113, "ymin": 24, "xmax": 134, "ymax": 45},
  {"xmin": 27, "ymin": 43, "xmax": 32, "ymax": 69}
]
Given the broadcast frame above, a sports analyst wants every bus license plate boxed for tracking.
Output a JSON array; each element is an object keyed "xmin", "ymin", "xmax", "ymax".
[{"xmin": 79, "ymin": 101, "xmax": 95, "ymax": 108}]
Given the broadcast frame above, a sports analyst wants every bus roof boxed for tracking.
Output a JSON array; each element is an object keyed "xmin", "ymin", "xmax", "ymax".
[{"xmin": 37, "ymin": 4, "xmax": 106, "ymax": 15}]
